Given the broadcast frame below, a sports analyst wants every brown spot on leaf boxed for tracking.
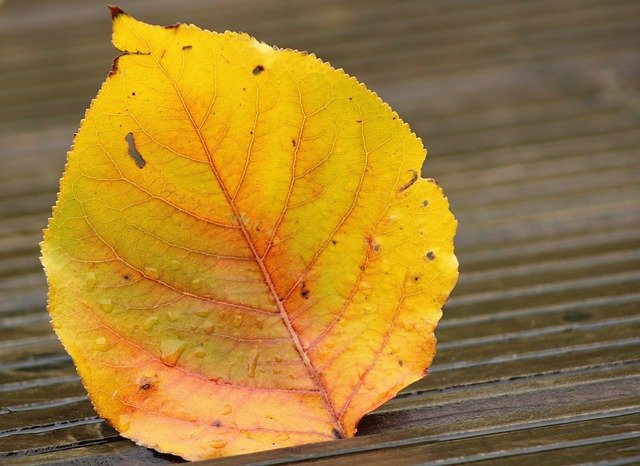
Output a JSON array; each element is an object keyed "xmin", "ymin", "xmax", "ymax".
[
  {"xmin": 125, "ymin": 132, "xmax": 146, "ymax": 168},
  {"xmin": 109, "ymin": 5, "xmax": 126, "ymax": 18},
  {"xmin": 300, "ymin": 281, "xmax": 310, "ymax": 299},
  {"xmin": 399, "ymin": 169, "xmax": 418, "ymax": 192},
  {"xmin": 425, "ymin": 251, "xmax": 436, "ymax": 261},
  {"xmin": 182, "ymin": 45, "xmax": 193, "ymax": 50},
  {"xmin": 252, "ymin": 65, "xmax": 265, "ymax": 75},
  {"xmin": 332, "ymin": 427, "xmax": 344, "ymax": 439}
]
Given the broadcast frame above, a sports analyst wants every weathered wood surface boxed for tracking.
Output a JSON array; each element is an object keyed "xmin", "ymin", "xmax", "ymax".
[{"xmin": 1, "ymin": 0, "xmax": 639, "ymax": 464}]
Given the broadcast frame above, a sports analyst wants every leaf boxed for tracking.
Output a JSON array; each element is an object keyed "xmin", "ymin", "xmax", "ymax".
[{"xmin": 41, "ymin": 7, "xmax": 458, "ymax": 461}]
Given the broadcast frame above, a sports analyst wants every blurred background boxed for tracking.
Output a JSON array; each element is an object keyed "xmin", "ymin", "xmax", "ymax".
[{"xmin": 1, "ymin": 0, "xmax": 639, "ymax": 464}]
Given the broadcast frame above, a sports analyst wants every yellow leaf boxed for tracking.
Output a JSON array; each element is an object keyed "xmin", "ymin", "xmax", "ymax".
[{"xmin": 41, "ymin": 7, "xmax": 458, "ymax": 461}]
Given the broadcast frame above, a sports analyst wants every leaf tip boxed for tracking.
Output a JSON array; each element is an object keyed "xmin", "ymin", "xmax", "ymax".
[{"xmin": 108, "ymin": 5, "xmax": 125, "ymax": 19}]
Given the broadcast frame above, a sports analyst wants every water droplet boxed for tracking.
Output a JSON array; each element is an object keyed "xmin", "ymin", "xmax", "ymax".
[
  {"xmin": 118, "ymin": 414, "xmax": 131, "ymax": 432},
  {"xmin": 194, "ymin": 346, "xmax": 206, "ymax": 358},
  {"xmin": 160, "ymin": 339, "xmax": 185, "ymax": 365},
  {"xmin": 272, "ymin": 368, "xmax": 283, "ymax": 375},
  {"xmin": 195, "ymin": 307, "xmax": 208, "ymax": 318},
  {"xmin": 166, "ymin": 311, "xmax": 180, "ymax": 322},
  {"xmin": 274, "ymin": 355, "xmax": 283, "ymax": 362},
  {"xmin": 417, "ymin": 229, "xmax": 425, "ymax": 236},
  {"xmin": 144, "ymin": 267, "xmax": 159, "ymax": 279},
  {"xmin": 143, "ymin": 315, "xmax": 158, "ymax": 331},
  {"xmin": 325, "ymin": 341, "xmax": 336, "ymax": 349},
  {"xmin": 203, "ymin": 321, "xmax": 215, "ymax": 334},
  {"xmin": 211, "ymin": 440, "xmax": 227, "ymax": 449},
  {"xmin": 191, "ymin": 278, "xmax": 203, "ymax": 292},
  {"xmin": 85, "ymin": 272, "xmax": 98, "ymax": 291},
  {"xmin": 403, "ymin": 322, "xmax": 415, "ymax": 332},
  {"xmin": 233, "ymin": 315, "xmax": 243, "ymax": 327},
  {"xmin": 99, "ymin": 298, "xmax": 113, "ymax": 313},
  {"xmin": 223, "ymin": 404, "xmax": 232, "ymax": 415},
  {"xmin": 247, "ymin": 351, "xmax": 259, "ymax": 378},
  {"xmin": 277, "ymin": 434, "xmax": 290, "ymax": 441},
  {"xmin": 94, "ymin": 337, "xmax": 109, "ymax": 352},
  {"xmin": 255, "ymin": 318, "xmax": 264, "ymax": 330},
  {"xmin": 169, "ymin": 259, "xmax": 181, "ymax": 270}
]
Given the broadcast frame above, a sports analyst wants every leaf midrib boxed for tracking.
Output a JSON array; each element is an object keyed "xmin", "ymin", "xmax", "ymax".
[{"xmin": 129, "ymin": 27, "xmax": 345, "ymax": 437}]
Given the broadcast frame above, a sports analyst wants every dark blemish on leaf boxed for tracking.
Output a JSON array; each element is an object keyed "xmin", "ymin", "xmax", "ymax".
[
  {"xmin": 109, "ymin": 56, "xmax": 120, "ymax": 76},
  {"xmin": 164, "ymin": 23, "xmax": 181, "ymax": 30},
  {"xmin": 242, "ymin": 87, "xmax": 246, "ymax": 91},
  {"xmin": 356, "ymin": 120, "xmax": 363, "ymax": 123},
  {"xmin": 140, "ymin": 383, "xmax": 151, "ymax": 390},
  {"xmin": 332, "ymin": 428, "xmax": 344, "ymax": 439},
  {"xmin": 392, "ymin": 116, "xmax": 397, "ymax": 120},
  {"xmin": 182, "ymin": 45, "xmax": 192, "ymax": 50},
  {"xmin": 331, "ymin": 240, "xmax": 337, "ymax": 245},
  {"xmin": 349, "ymin": 97, "xmax": 353, "ymax": 100},
  {"xmin": 249, "ymin": 131, "xmax": 254, "ymax": 135},
  {"xmin": 213, "ymin": 420, "xmax": 222, "ymax": 427},
  {"xmin": 425, "ymin": 251, "xmax": 436, "ymax": 261},
  {"xmin": 359, "ymin": 264, "xmax": 365, "ymax": 271},
  {"xmin": 125, "ymin": 132, "xmax": 146, "ymax": 168},
  {"xmin": 109, "ymin": 5, "xmax": 125, "ymax": 18},
  {"xmin": 123, "ymin": 274, "xmax": 130, "ymax": 280},
  {"xmin": 300, "ymin": 281, "xmax": 310, "ymax": 299},
  {"xmin": 399, "ymin": 169, "xmax": 418, "ymax": 192},
  {"xmin": 422, "ymin": 200, "xmax": 429, "ymax": 207},
  {"xmin": 131, "ymin": 92, "xmax": 136, "ymax": 96},
  {"xmin": 373, "ymin": 242, "xmax": 380, "ymax": 253},
  {"xmin": 252, "ymin": 64, "xmax": 265, "ymax": 75},
  {"xmin": 398, "ymin": 359, "xmax": 403, "ymax": 367},
  {"xmin": 413, "ymin": 275, "xmax": 420, "ymax": 282},
  {"xmin": 292, "ymin": 139, "xmax": 296, "ymax": 147}
]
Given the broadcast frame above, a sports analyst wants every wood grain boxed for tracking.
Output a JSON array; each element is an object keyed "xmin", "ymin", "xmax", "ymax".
[{"xmin": 0, "ymin": 0, "xmax": 639, "ymax": 464}]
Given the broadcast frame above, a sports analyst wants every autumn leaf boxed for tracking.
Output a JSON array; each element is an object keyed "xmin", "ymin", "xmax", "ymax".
[{"xmin": 40, "ymin": 7, "xmax": 458, "ymax": 461}]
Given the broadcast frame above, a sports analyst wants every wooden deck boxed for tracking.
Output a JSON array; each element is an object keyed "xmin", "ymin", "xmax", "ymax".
[{"xmin": 1, "ymin": 0, "xmax": 639, "ymax": 464}]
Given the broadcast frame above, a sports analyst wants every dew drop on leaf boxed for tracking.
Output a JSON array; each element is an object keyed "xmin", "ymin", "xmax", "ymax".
[
  {"xmin": 142, "ymin": 315, "xmax": 158, "ymax": 331},
  {"xmin": 160, "ymin": 339, "xmax": 186, "ymax": 365},
  {"xmin": 194, "ymin": 346, "xmax": 206, "ymax": 358},
  {"xmin": 85, "ymin": 272, "xmax": 98, "ymax": 291},
  {"xmin": 144, "ymin": 267, "xmax": 159, "ymax": 279},
  {"xmin": 94, "ymin": 337, "xmax": 109, "ymax": 352},
  {"xmin": 99, "ymin": 298, "xmax": 113, "ymax": 313}
]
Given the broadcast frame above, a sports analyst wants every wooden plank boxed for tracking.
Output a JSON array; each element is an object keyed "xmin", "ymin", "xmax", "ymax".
[{"xmin": 0, "ymin": 0, "xmax": 638, "ymax": 463}]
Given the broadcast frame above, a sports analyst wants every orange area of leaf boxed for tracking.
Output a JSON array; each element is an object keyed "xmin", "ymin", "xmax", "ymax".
[{"xmin": 41, "ymin": 8, "xmax": 458, "ymax": 461}]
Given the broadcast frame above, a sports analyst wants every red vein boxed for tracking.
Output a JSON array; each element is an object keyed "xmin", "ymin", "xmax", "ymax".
[
  {"xmin": 77, "ymin": 206, "xmax": 276, "ymax": 316},
  {"xmin": 75, "ymin": 297, "xmax": 320, "ymax": 395}
]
